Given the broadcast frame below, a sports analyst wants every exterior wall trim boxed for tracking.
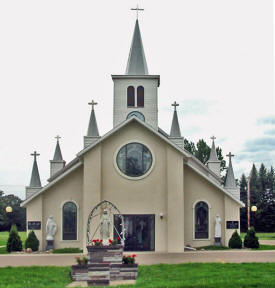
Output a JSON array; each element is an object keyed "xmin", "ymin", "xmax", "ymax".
[
  {"xmin": 192, "ymin": 199, "xmax": 211, "ymax": 241},
  {"xmin": 60, "ymin": 200, "xmax": 80, "ymax": 242}
]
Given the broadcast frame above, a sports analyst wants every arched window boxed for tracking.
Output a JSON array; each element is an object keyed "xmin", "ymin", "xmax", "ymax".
[
  {"xmin": 127, "ymin": 86, "xmax": 135, "ymax": 107},
  {"xmin": 63, "ymin": 201, "xmax": 77, "ymax": 240},
  {"xmin": 137, "ymin": 86, "xmax": 144, "ymax": 107},
  {"xmin": 195, "ymin": 201, "xmax": 209, "ymax": 239}
]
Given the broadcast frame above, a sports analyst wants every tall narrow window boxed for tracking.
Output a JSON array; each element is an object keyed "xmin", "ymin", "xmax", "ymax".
[
  {"xmin": 137, "ymin": 86, "xmax": 144, "ymax": 107},
  {"xmin": 63, "ymin": 201, "xmax": 77, "ymax": 240},
  {"xmin": 195, "ymin": 201, "xmax": 209, "ymax": 239},
  {"xmin": 127, "ymin": 86, "xmax": 135, "ymax": 107}
]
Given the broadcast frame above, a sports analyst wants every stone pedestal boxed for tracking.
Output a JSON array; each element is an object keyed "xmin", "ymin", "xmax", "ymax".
[
  {"xmin": 214, "ymin": 237, "xmax": 221, "ymax": 246},
  {"xmin": 46, "ymin": 240, "xmax": 54, "ymax": 250},
  {"xmin": 87, "ymin": 245, "xmax": 123, "ymax": 264}
]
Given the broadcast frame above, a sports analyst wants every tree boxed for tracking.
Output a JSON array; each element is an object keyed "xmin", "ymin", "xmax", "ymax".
[
  {"xmin": 195, "ymin": 139, "xmax": 211, "ymax": 165},
  {"xmin": 244, "ymin": 227, "xmax": 259, "ymax": 249},
  {"xmin": 6, "ymin": 224, "xmax": 22, "ymax": 252},
  {"xmin": 25, "ymin": 230, "xmax": 39, "ymax": 251},
  {"xmin": 239, "ymin": 174, "xmax": 248, "ymax": 232},
  {"xmin": 184, "ymin": 139, "xmax": 196, "ymax": 155},
  {"xmin": 228, "ymin": 230, "xmax": 242, "ymax": 249},
  {"xmin": 0, "ymin": 194, "xmax": 26, "ymax": 231}
]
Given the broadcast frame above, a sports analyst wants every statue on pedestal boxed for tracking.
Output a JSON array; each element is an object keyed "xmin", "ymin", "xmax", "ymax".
[
  {"xmin": 46, "ymin": 216, "xmax": 57, "ymax": 250},
  {"xmin": 100, "ymin": 209, "xmax": 111, "ymax": 245},
  {"xmin": 214, "ymin": 214, "xmax": 222, "ymax": 245}
]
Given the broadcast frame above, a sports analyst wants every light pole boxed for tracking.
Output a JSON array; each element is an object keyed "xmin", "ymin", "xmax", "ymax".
[
  {"xmin": 251, "ymin": 205, "xmax": 257, "ymax": 229},
  {"xmin": 5, "ymin": 206, "xmax": 13, "ymax": 230},
  {"xmin": 247, "ymin": 176, "xmax": 251, "ymax": 229}
]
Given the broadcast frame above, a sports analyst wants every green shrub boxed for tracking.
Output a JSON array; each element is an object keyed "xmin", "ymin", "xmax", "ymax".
[
  {"xmin": 25, "ymin": 230, "xmax": 39, "ymax": 251},
  {"xmin": 52, "ymin": 248, "xmax": 83, "ymax": 254},
  {"xmin": 228, "ymin": 230, "xmax": 242, "ymax": 249},
  {"xmin": 6, "ymin": 224, "xmax": 22, "ymax": 252},
  {"xmin": 244, "ymin": 227, "xmax": 259, "ymax": 249}
]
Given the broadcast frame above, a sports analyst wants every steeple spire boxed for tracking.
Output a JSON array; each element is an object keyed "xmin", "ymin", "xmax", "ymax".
[
  {"xmin": 29, "ymin": 151, "xmax": 42, "ymax": 187},
  {"xmin": 225, "ymin": 152, "xmax": 237, "ymax": 189},
  {"xmin": 84, "ymin": 100, "xmax": 101, "ymax": 148},
  {"xmin": 53, "ymin": 135, "xmax": 63, "ymax": 161},
  {"xmin": 87, "ymin": 100, "xmax": 99, "ymax": 137},
  {"xmin": 125, "ymin": 19, "xmax": 148, "ymax": 75},
  {"xmin": 209, "ymin": 136, "xmax": 219, "ymax": 161},
  {"xmin": 50, "ymin": 136, "xmax": 66, "ymax": 177},
  {"xmin": 206, "ymin": 136, "xmax": 221, "ymax": 177},
  {"xmin": 170, "ymin": 101, "xmax": 181, "ymax": 137}
]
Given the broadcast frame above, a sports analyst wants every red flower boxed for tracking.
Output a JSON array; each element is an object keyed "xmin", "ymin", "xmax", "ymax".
[
  {"xmin": 132, "ymin": 254, "xmax": 136, "ymax": 258},
  {"xmin": 92, "ymin": 240, "xmax": 96, "ymax": 243},
  {"xmin": 109, "ymin": 239, "xmax": 113, "ymax": 244},
  {"xmin": 117, "ymin": 236, "xmax": 120, "ymax": 240},
  {"xmin": 100, "ymin": 239, "xmax": 103, "ymax": 243}
]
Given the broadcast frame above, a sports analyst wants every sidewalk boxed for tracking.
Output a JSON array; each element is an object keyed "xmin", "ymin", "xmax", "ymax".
[{"xmin": 0, "ymin": 250, "xmax": 274, "ymax": 267}]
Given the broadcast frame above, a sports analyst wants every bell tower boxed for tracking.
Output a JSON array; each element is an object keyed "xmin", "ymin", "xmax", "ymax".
[{"xmin": 112, "ymin": 9, "xmax": 160, "ymax": 129}]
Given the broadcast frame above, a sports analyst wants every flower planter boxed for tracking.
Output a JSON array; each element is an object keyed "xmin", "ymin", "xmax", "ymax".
[
  {"xmin": 87, "ymin": 245, "xmax": 123, "ymax": 264},
  {"xmin": 71, "ymin": 265, "xmax": 89, "ymax": 281},
  {"xmin": 110, "ymin": 263, "xmax": 138, "ymax": 280}
]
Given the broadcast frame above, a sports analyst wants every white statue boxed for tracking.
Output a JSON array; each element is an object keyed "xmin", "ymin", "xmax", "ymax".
[
  {"xmin": 100, "ymin": 209, "xmax": 111, "ymax": 245},
  {"xmin": 215, "ymin": 214, "xmax": 222, "ymax": 238},
  {"xmin": 46, "ymin": 216, "xmax": 57, "ymax": 241}
]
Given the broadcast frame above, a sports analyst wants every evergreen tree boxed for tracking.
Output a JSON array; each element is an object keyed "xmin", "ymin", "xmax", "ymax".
[
  {"xmin": 25, "ymin": 230, "xmax": 39, "ymax": 251},
  {"xmin": 195, "ymin": 139, "xmax": 211, "ymax": 165},
  {"xmin": 6, "ymin": 224, "xmax": 22, "ymax": 252},
  {"xmin": 184, "ymin": 139, "xmax": 196, "ymax": 155},
  {"xmin": 240, "ymin": 174, "xmax": 248, "ymax": 232}
]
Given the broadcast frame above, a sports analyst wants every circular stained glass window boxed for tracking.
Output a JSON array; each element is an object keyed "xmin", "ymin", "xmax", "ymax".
[{"xmin": 116, "ymin": 143, "xmax": 153, "ymax": 177}]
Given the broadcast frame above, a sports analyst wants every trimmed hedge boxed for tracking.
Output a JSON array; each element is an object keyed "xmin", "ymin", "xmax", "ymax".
[
  {"xmin": 6, "ymin": 224, "xmax": 22, "ymax": 252},
  {"xmin": 228, "ymin": 230, "xmax": 242, "ymax": 249},
  {"xmin": 25, "ymin": 230, "xmax": 39, "ymax": 251},
  {"xmin": 53, "ymin": 248, "xmax": 83, "ymax": 254},
  {"xmin": 244, "ymin": 227, "xmax": 259, "ymax": 249}
]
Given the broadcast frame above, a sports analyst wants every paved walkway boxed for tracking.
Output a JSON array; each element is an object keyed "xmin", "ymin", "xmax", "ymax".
[
  {"xmin": 260, "ymin": 240, "xmax": 275, "ymax": 245},
  {"xmin": 0, "ymin": 250, "xmax": 275, "ymax": 267}
]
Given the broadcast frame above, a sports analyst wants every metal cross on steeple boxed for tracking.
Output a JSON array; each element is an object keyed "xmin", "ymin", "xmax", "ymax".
[
  {"xmin": 88, "ymin": 100, "xmax": 98, "ymax": 110},
  {"xmin": 131, "ymin": 4, "xmax": 144, "ymax": 19},
  {"xmin": 226, "ymin": 152, "xmax": 235, "ymax": 161},
  {"xmin": 31, "ymin": 151, "xmax": 40, "ymax": 161},
  {"xmin": 55, "ymin": 135, "xmax": 61, "ymax": 142},
  {"xmin": 171, "ymin": 101, "xmax": 179, "ymax": 111},
  {"xmin": 210, "ymin": 136, "xmax": 216, "ymax": 141}
]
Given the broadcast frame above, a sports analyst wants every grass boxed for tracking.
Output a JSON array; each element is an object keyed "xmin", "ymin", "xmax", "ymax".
[
  {"xmin": 196, "ymin": 245, "xmax": 230, "ymax": 250},
  {"xmin": 0, "ymin": 263, "xmax": 275, "ymax": 287},
  {"xmin": 0, "ymin": 231, "xmax": 27, "ymax": 247},
  {"xmin": 241, "ymin": 232, "xmax": 275, "ymax": 240},
  {"xmin": 53, "ymin": 248, "xmax": 83, "ymax": 254},
  {"xmin": 254, "ymin": 244, "xmax": 275, "ymax": 250}
]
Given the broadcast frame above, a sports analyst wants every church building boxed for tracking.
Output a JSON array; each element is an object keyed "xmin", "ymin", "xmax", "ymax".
[{"xmin": 21, "ymin": 18, "xmax": 244, "ymax": 252}]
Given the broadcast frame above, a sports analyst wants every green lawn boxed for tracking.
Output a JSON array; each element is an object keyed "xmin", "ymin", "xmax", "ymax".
[
  {"xmin": 0, "ymin": 263, "xmax": 275, "ymax": 288},
  {"xmin": 241, "ymin": 232, "xmax": 275, "ymax": 240}
]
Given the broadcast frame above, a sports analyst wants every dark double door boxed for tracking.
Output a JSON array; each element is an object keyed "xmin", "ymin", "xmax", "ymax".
[{"xmin": 114, "ymin": 214, "xmax": 155, "ymax": 251}]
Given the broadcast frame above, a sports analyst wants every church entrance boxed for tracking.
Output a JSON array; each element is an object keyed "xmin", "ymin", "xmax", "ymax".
[{"xmin": 114, "ymin": 214, "xmax": 155, "ymax": 251}]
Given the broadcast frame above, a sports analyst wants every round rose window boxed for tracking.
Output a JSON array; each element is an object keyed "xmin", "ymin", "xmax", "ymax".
[{"xmin": 116, "ymin": 143, "xmax": 153, "ymax": 177}]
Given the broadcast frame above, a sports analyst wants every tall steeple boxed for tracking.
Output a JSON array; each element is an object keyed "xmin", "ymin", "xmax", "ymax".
[
  {"xmin": 84, "ymin": 100, "xmax": 100, "ymax": 148},
  {"xmin": 225, "ymin": 152, "xmax": 240, "ymax": 199},
  {"xmin": 206, "ymin": 136, "xmax": 221, "ymax": 177},
  {"xmin": 112, "ymin": 10, "xmax": 160, "ymax": 129},
  {"xmin": 50, "ymin": 136, "xmax": 66, "ymax": 177},
  {"xmin": 126, "ymin": 19, "xmax": 148, "ymax": 75},
  {"xmin": 25, "ymin": 151, "xmax": 42, "ymax": 199},
  {"xmin": 169, "ymin": 102, "xmax": 183, "ymax": 148}
]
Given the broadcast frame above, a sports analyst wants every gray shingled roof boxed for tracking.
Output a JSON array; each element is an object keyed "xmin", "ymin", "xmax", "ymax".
[
  {"xmin": 208, "ymin": 139, "xmax": 219, "ymax": 162},
  {"xmin": 125, "ymin": 19, "xmax": 148, "ymax": 75},
  {"xmin": 87, "ymin": 109, "xmax": 99, "ymax": 137},
  {"xmin": 53, "ymin": 140, "xmax": 63, "ymax": 161},
  {"xmin": 29, "ymin": 157, "xmax": 41, "ymax": 187},
  {"xmin": 225, "ymin": 157, "xmax": 237, "ymax": 189},
  {"xmin": 170, "ymin": 110, "xmax": 181, "ymax": 137}
]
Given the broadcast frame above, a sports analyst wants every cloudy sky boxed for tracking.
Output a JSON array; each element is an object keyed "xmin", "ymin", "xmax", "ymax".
[{"xmin": 0, "ymin": 0, "xmax": 273, "ymax": 199}]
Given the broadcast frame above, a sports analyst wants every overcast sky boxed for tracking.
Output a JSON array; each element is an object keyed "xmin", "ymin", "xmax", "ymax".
[{"xmin": 0, "ymin": 0, "xmax": 273, "ymax": 200}]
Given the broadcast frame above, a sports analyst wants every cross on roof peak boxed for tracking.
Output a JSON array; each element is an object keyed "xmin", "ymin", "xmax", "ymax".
[
  {"xmin": 31, "ymin": 151, "xmax": 40, "ymax": 160},
  {"xmin": 88, "ymin": 100, "xmax": 98, "ymax": 110},
  {"xmin": 210, "ymin": 136, "xmax": 216, "ymax": 141},
  {"xmin": 171, "ymin": 101, "xmax": 179, "ymax": 111},
  {"xmin": 131, "ymin": 4, "xmax": 144, "ymax": 19},
  {"xmin": 226, "ymin": 152, "xmax": 235, "ymax": 160},
  {"xmin": 55, "ymin": 135, "xmax": 61, "ymax": 141}
]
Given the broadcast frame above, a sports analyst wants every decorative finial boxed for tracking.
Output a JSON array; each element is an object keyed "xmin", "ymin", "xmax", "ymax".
[
  {"xmin": 171, "ymin": 101, "xmax": 179, "ymax": 111},
  {"xmin": 88, "ymin": 100, "xmax": 98, "ymax": 110},
  {"xmin": 131, "ymin": 4, "xmax": 144, "ymax": 19},
  {"xmin": 55, "ymin": 135, "xmax": 61, "ymax": 142},
  {"xmin": 210, "ymin": 135, "xmax": 216, "ymax": 141},
  {"xmin": 226, "ymin": 152, "xmax": 235, "ymax": 161},
  {"xmin": 31, "ymin": 151, "xmax": 40, "ymax": 161}
]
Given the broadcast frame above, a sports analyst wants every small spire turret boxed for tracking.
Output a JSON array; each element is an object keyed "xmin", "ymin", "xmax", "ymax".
[
  {"xmin": 50, "ymin": 136, "xmax": 66, "ymax": 177},
  {"xmin": 206, "ymin": 136, "xmax": 221, "ymax": 178},
  {"xmin": 169, "ymin": 101, "xmax": 183, "ymax": 148}
]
